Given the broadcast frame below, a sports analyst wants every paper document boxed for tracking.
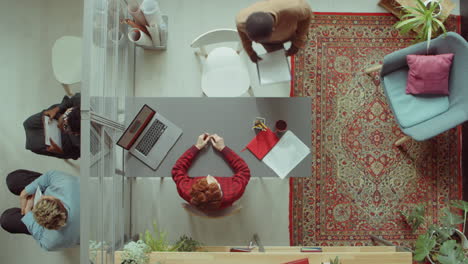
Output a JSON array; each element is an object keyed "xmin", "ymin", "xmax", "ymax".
[
  {"xmin": 33, "ymin": 186, "xmax": 43, "ymax": 207},
  {"xmin": 263, "ymin": 131, "xmax": 310, "ymax": 179},
  {"xmin": 44, "ymin": 116, "xmax": 62, "ymax": 148},
  {"xmin": 256, "ymin": 49, "xmax": 291, "ymax": 85}
]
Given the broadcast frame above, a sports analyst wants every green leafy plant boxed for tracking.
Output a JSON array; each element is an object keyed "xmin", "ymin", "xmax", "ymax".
[
  {"xmin": 174, "ymin": 235, "xmax": 203, "ymax": 252},
  {"xmin": 401, "ymin": 204, "xmax": 426, "ymax": 233},
  {"xmin": 402, "ymin": 200, "xmax": 468, "ymax": 264},
  {"xmin": 394, "ymin": 0, "xmax": 447, "ymax": 50},
  {"xmin": 121, "ymin": 240, "xmax": 151, "ymax": 264},
  {"xmin": 140, "ymin": 221, "xmax": 180, "ymax": 252},
  {"xmin": 321, "ymin": 256, "xmax": 341, "ymax": 264}
]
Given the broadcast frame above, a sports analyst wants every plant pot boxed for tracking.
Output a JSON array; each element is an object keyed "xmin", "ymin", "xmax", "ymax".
[{"xmin": 423, "ymin": 0, "xmax": 442, "ymax": 17}]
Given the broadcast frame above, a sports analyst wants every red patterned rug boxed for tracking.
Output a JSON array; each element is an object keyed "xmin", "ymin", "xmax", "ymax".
[{"xmin": 289, "ymin": 13, "xmax": 462, "ymax": 247}]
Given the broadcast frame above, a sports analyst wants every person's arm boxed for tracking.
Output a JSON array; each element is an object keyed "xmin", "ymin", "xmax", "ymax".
[
  {"xmin": 221, "ymin": 147, "xmax": 251, "ymax": 203},
  {"xmin": 60, "ymin": 134, "xmax": 81, "ymax": 160},
  {"xmin": 21, "ymin": 212, "xmax": 57, "ymax": 251},
  {"xmin": 237, "ymin": 27, "xmax": 255, "ymax": 57},
  {"xmin": 23, "ymin": 171, "xmax": 55, "ymax": 195},
  {"xmin": 290, "ymin": 7, "xmax": 312, "ymax": 51},
  {"xmin": 171, "ymin": 146, "xmax": 200, "ymax": 202}
]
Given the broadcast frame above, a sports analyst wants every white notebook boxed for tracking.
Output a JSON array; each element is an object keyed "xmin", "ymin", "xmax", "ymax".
[
  {"xmin": 263, "ymin": 131, "xmax": 310, "ymax": 179},
  {"xmin": 44, "ymin": 116, "xmax": 62, "ymax": 148},
  {"xmin": 33, "ymin": 186, "xmax": 43, "ymax": 207},
  {"xmin": 256, "ymin": 49, "xmax": 291, "ymax": 85}
]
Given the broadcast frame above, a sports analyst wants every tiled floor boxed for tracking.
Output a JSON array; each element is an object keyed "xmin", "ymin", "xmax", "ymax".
[{"xmin": 0, "ymin": 0, "xmax": 82, "ymax": 263}]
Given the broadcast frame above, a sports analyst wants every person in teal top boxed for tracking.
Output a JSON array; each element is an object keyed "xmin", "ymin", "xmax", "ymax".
[{"xmin": 0, "ymin": 170, "xmax": 80, "ymax": 251}]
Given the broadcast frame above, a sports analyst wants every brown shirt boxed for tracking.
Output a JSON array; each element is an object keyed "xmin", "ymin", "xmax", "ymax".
[{"xmin": 236, "ymin": 0, "xmax": 312, "ymax": 56}]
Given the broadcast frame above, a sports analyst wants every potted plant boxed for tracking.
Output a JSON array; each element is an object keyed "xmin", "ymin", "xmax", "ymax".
[
  {"xmin": 394, "ymin": 0, "xmax": 447, "ymax": 50},
  {"xmin": 401, "ymin": 200, "xmax": 468, "ymax": 264}
]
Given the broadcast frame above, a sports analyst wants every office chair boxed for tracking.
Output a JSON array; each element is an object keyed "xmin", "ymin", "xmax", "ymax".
[
  {"xmin": 52, "ymin": 36, "xmax": 82, "ymax": 96},
  {"xmin": 365, "ymin": 32, "xmax": 468, "ymax": 146},
  {"xmin": 191, "ymin": 29, "xmax": 252, "ymax": 97}
]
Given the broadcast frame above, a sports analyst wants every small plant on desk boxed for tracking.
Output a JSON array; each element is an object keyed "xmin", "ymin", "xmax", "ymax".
[{"xmin": 322, "ymin": 256, "xmax": 341, "ymax": 264}]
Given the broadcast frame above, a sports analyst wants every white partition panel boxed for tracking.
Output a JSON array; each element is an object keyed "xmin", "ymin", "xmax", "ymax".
[{"xmin": 81, "ymin": 0, "xmax": 134, "ymax": 263}]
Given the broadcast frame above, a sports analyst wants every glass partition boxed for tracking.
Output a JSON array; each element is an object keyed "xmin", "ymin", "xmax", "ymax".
[{"xmin": 81, "ymin": 0, "xmax": 134, "ymax": 263}]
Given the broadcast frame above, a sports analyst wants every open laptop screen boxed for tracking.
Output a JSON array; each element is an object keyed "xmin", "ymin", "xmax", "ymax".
[{"xmin": 117, "ymin": 104, "xmax": 155, "ymax": 150}]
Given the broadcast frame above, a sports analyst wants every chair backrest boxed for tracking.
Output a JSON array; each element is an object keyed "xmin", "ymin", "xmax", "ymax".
[
  {"xmin": 182, "ymin": 203, "xmax": 242, "ymax": 218},
  {"xmin": 190, "ymin": 29, "xmax": 240, "ymax": 48},
  {"xmin": 52, "ymin": 36, "xmax": 83, "ymax": 84}
]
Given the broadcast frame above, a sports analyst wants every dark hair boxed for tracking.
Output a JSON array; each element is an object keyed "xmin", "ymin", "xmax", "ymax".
[
  {"xmin": 68, "ymin": 107, "xmax": 81, "ymax": 133},
  {"xmin": 246, "ymin": 12, "xmax": 274, "ymax": 41},
  {"xmin": 190, "ymin": 178, "xmax": 222, "ymax": 211}
]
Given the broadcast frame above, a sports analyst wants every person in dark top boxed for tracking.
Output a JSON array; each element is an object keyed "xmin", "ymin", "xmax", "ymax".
[{"xmin": 23, "ymin": 93, "xmax": 81, "ymax": 159}]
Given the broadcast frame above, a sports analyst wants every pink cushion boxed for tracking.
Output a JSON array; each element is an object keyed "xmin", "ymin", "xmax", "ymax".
[{"xmin": 406, "ymin": 53, "xmax": 454, "ymax": 95}]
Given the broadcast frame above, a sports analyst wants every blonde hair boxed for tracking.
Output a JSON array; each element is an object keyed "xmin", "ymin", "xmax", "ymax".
[{"xmin": 33, "ymin": 198, "xmax": 68, "ymax": 230}]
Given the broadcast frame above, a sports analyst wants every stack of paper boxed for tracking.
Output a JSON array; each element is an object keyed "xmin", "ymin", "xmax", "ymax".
[
  {"xmin": 262, "ymin": 131, "xmax": 310, "ymax": 179},
  {"xmin": 256, "ymin": 50, "xmax": 291, "ymax": 85},
  {"xmin": 44, "ymin": 116, "xmax": 62, "ymax": 149}
]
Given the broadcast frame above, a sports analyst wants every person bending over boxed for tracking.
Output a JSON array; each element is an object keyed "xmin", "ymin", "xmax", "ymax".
[
  {"xmin": 23, "ymin": 93, "xmax": 81, "ymax": 159},
  {"xmin": 0, "ymin": 170, "xmax": 80, "ymax": 251},
  {"xmin": 172, "ymin": 133, "xmax": 251, "ymax": 211},
  {"xmin": 236, "ymin": 0, "xmax": 312, "ymax": 62}
]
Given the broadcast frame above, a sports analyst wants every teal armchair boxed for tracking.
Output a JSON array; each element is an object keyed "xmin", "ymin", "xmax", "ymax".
[{"xmin": 367, "ymin": 32, "xmax": 468, "ymax": 145}]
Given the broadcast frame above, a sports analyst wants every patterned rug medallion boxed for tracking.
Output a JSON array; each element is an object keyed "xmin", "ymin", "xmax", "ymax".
[{"xmin": 290, "ymin": 13, "xmax": 462, "ymax": 247}]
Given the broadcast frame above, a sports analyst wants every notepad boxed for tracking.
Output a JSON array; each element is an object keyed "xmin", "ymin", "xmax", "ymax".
[
  {"xmin": 33, "ymin": 186, "xmax": 43, "ymax": 207},
  {"xmin": 44, "ymin": 116, "xmax": 62, "ymax": 148},
  {"xmin": 263, "ymin": 131, "xmax": 310, "ymax": 179},
  {"xmin": 256, "ymin": 49, "xmax": 291, "ymax": 85}
]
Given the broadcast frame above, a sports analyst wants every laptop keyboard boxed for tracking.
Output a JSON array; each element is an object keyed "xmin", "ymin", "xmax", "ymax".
[{"xmin": 135, "ymin": 120, "xmax": 168, "ymax": 156}]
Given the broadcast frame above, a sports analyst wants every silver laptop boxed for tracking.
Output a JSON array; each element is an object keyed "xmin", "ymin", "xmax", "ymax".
[{"xmin": 117, "ymin": 104, "xmax": 182, "ymax": 170}]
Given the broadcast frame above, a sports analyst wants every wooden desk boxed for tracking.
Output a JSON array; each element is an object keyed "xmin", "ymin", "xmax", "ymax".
[{"xmin": 114, "ymin": 246, "xmax": 412, "ymax": 264}]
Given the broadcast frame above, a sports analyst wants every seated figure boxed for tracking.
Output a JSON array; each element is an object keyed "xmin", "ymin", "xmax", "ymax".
[
  {"xmin": 172, "ymin": 133, "xmax": 251, "ymax": 211},
  {"xmin": 23, "ymin": 93, "xmax": 80, "ymax": 159},
  {"xmin": 0, "ymin": 170, "xmax": 80, "ymax": 251}
]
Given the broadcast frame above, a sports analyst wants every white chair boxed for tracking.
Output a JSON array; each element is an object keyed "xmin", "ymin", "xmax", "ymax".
[
  {"xmin": 182, "ymin": 203, "xmax": 242, "ymax": 219},
  {"xmin": 52, "ymin": 36, "xmax": 82, "ymax": 96},
  {"xmin": 191, "ymin": 29, "xmax": 251, "ymax": 97}
]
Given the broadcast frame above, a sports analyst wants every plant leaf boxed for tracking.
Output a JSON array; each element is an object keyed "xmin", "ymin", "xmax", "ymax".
[
  {"xmin": 395, "ymin": 17, "xmax": 423, "ymax": 29},
  {"xmin": 451, "ymin": 200, "xmax": 468, "ymax": 213},
  {"xmin": 441, "ymin": 208, "xmax": 464, "ymax": 227},
  {"xmin": 401, "ymin": 204, "xmax": 426, "ymax": 233},
  {"xmin": 437, "ymin": 240, "xmax": 464, "ymax": 264},
  {"xmin": 414, "ymin": 234, "xmax": 436, "ymax": 261},
  {"xmin": 429, "ymin": 225, "xmax": 454, "ymax": 240}
]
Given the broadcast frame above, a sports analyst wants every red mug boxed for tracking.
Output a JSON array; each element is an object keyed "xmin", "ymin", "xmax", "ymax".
[{"xmin": 275, "ymin": 120, "xmax": 287, "ymax": 133}]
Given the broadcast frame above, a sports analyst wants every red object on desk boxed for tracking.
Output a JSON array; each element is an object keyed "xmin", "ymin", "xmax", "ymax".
[
  {"xmin": 243, "ymin": 128, "xmax": 279, "ymax": 160},
  {"xmin": 282, "ymin": 258, "xmax": 309, "ymax": 264},
  {"xmin": 230, "ymin": 247, "xmax": 252, "ymax": 252}
]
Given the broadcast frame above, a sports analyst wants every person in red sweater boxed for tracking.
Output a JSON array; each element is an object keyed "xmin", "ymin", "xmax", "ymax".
[{"xmin": 172, "ymin": 133, "xmax": 251, "ymax": 211}]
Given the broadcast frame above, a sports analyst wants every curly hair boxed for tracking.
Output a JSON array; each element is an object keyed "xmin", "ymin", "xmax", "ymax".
[
  {"xmin": 68, "ymin": 107, "xmax": 81, "ymax": 134},
  {"xmin": 33, "ymin": 198, "xmax": 68, "ymax": 230},
  {"xmin": 190, "ymin": 178, "xmax": 222, "ymax": 211}
]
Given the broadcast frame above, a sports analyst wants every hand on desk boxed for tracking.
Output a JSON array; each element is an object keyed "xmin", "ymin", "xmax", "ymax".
[
  {"xmin": 210, "ymin": 134, "xmax": 225, "ymax": 151},
  {"xmin": 194, "ymin": 133, "xmax": 226, "ymax": 151},
  {"xmin": 195, "ymin": 133, "xmax": 211, "ymax": 150}
]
